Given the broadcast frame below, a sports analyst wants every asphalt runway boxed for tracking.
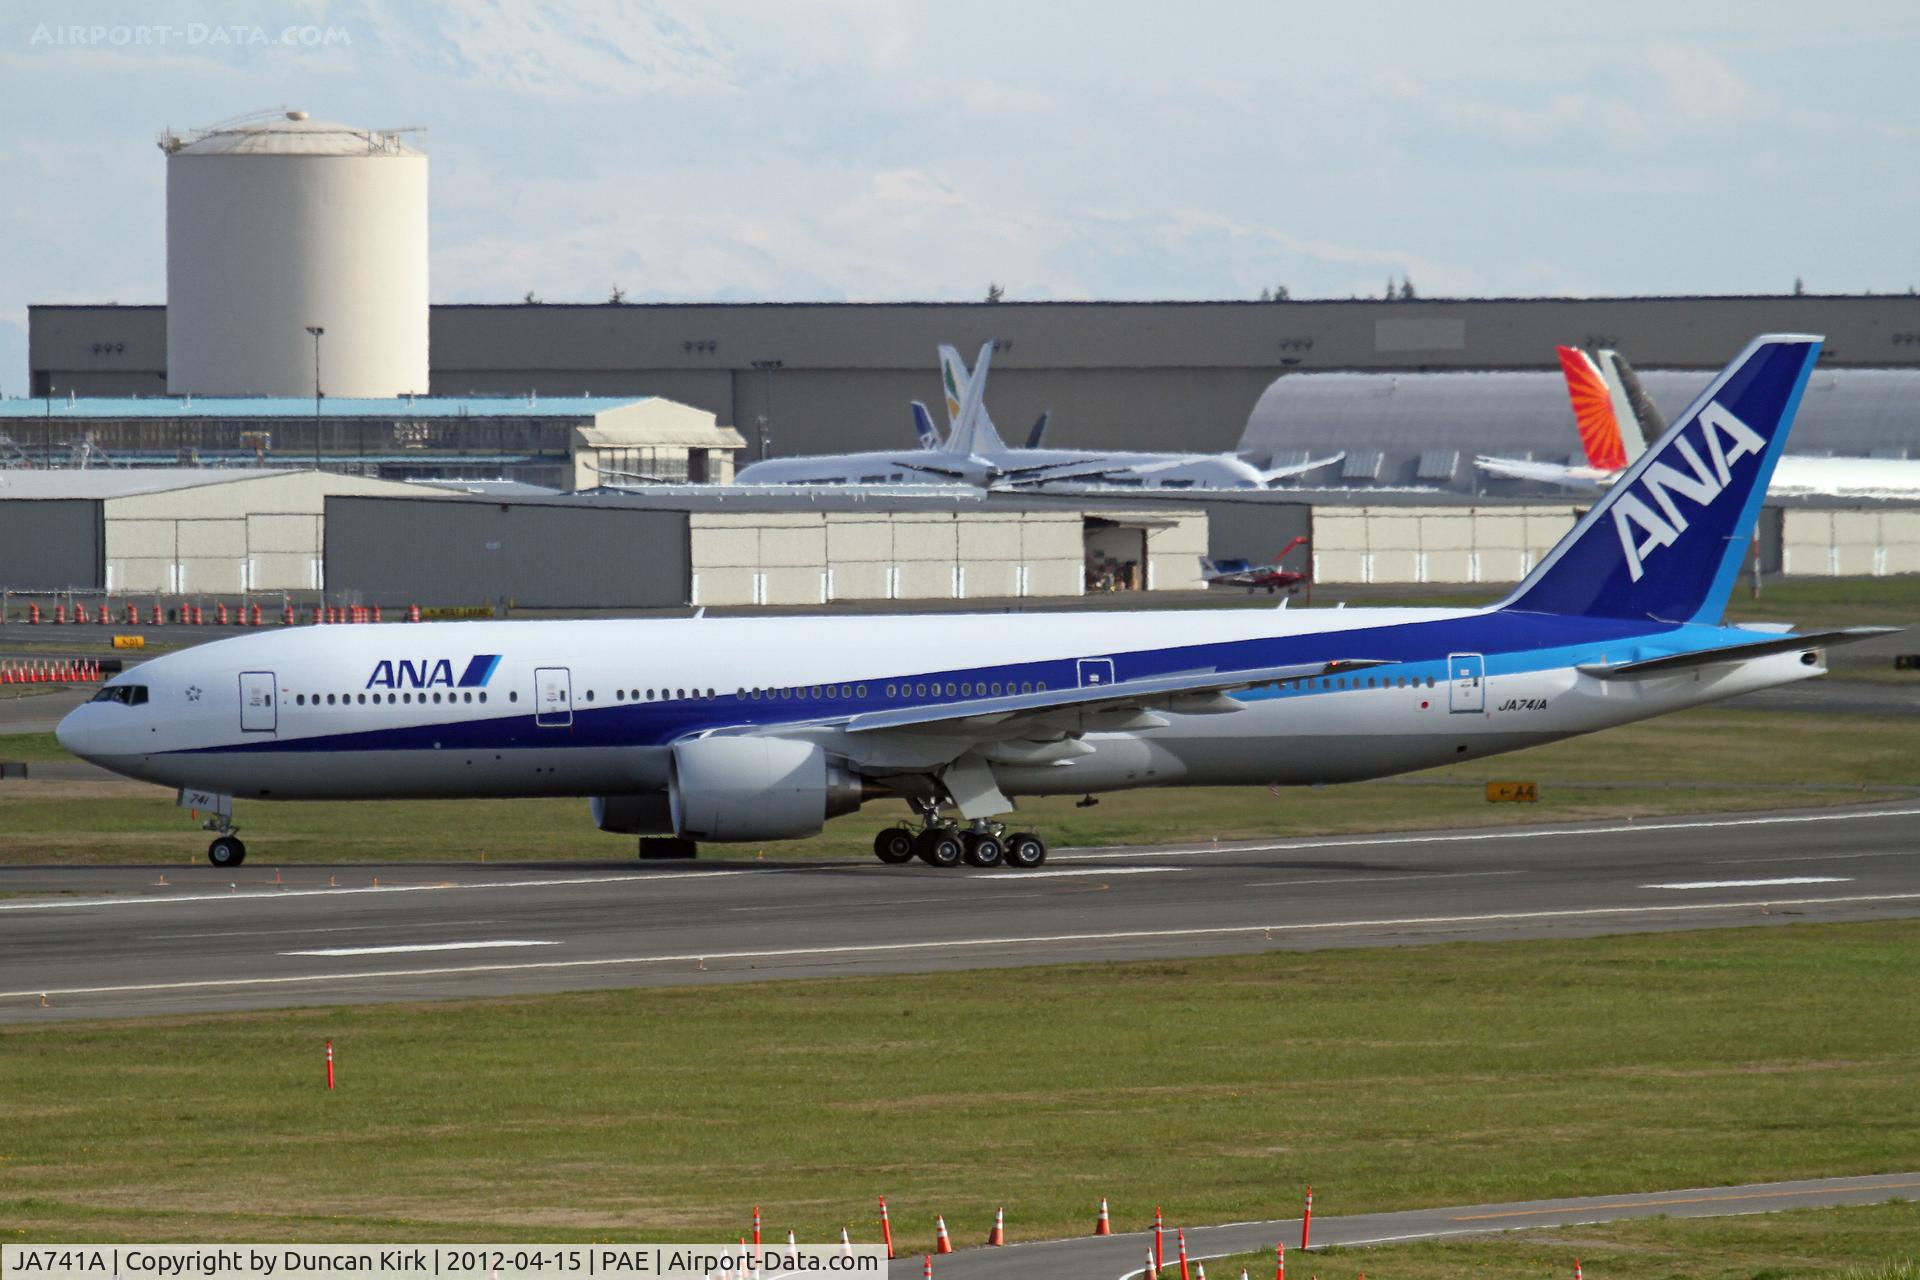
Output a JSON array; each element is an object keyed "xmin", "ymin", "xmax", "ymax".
[
  {"xmin": 3, "ymin": 802, "xmax": 1918, "ymax": 1022},
  {"xmin": 927, "ymin": 1173, "xmax": 1920, "ymax": 1280}
]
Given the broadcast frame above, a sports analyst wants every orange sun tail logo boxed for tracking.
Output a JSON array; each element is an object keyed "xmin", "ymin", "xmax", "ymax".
[{"xmin": 1557, "ymin": 345, "xmax": 1628, "ymax": 471}]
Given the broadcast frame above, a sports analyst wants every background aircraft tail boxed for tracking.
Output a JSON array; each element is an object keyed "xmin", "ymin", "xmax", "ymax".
[
  {"xmin": 1502, "ymin": 335, "xmax": 1822, "ymax": 624},
  {"xmin": 1557, "ymin": 345, "xmax": 1630, "ymax": 470},
  {"xmin": 1024, "ymin": 411, "xmax": 1051, "ymax": 449},
  {"xmin": 1598, "ymin": 349, "xmax": 1665, "ymax": 453},
  {"xmin": 938, "ymin": 343, "xmax": 1006, "ymax": 455},
  {"xmin": 911, "ymin": 401, "xmax": 943, "ymax": 450}
]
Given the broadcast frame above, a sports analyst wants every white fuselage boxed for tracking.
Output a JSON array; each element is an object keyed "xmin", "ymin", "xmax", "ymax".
[{"xmin": 57, "ymin": 607, "xmax": 1824, "ymax": 813}]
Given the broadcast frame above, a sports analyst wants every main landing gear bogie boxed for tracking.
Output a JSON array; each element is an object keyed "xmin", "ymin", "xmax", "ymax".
[
  {"xmin": 208, "ymin": 834, "xmax": 247, "ymax": 867},
  {"xmin": 873, "ymin": 817, "xmax": 1046, "ymax": 870}
]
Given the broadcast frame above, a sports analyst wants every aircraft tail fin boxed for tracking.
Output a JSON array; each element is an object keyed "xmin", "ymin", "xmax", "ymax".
[
  {"xmin": 1024, "ymin": 410, "xmax": 1051, "ymax": 450},
  {"xmin": 1502, "ymin": 334, "xmax": 1822, "ymax": 624},
  {"xmin": 1598, "ymin": 349, "xmax": 1664, "ymax": 456},
  {"xmin": 940, "ymin": 342, "xmax": 1004, "ymax": 456},
  {"xmin": 911, "ymin": 401, "xmax": 943, "ymax": 450},
  {"xmin": 1556, "ymin": 345, "xmax": 1629, "ymax": 471}
]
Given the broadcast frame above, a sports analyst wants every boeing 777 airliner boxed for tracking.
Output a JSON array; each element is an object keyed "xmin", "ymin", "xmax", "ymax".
[{"xmin": 58, "ymin": 335, "xmax": 1892, "ymax": 869}]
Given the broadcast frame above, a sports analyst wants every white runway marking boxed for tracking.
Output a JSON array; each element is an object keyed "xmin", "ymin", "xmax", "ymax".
[
  {"xmin": 974, "ymin": 867, "xmax": 1185, "ymax": 880},
  {"xmin": 0, "ymin": 868, "xmax": 770, "ymax": 912},
  {"xmin": 282, "ymin": 940, "xmax": 560, "ymax": 957},
  {"xmin": 1055, "ymin": 805, "xmax": 1920, "ymax": 862},
  {"xmin": 9, "ymin": 891, "xmax": 1919, "ymax": 1002},
  {"xmin": 1644, "ymin": 877, "xmax": 1850, "ymax": 890},
  {"xmin": 1245, "ymin": 870, "xmax": 1526, "ymax": 888}
]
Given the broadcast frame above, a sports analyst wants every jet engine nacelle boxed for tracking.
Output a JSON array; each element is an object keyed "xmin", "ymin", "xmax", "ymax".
[
  {"xmin": 667, "ymin": 736, "xmax": 869, "ymax": 842},
  {"xmin": 590, "ymin": 792, "xmax": 675, "ymax": 836}
]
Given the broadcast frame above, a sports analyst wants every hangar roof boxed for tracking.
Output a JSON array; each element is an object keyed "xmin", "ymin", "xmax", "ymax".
[{"xmin": 0, "ymin": 395, "xmax": 649, "ymax": 420}]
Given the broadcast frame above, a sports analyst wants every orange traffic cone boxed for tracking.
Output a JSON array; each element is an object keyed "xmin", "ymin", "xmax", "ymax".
[
  {"xmin": 1177, "ymin": 1228, "xmax": 1190, "ymax": 1280},
  {"xmin": 1275, "ymin": 1243, "xmax": 1285, "ymax": 1280},
  {"xmin": 840, "ymin": 1227, "xmax": 852, "ymax": 1259},
  {"xmin": 1145, "ymin": 1240, "xmax": 1158, "ymax": 1280},
  {"xmin": 986, "ymin": 1207, "xmax": 1005, "ymax": 1247},
  {"xmin": 1197, "ymin": 1265, "xmax": 1207, "ymax": 1280},
  {"xmin": 934, "ymin": 1217, "xmax": 953, "ymax": 1255},
  {"xmin": 1573, "ymin": 1263, "xmax": 1582, "ymax": 1280},
  {"xmin": 1154, "ymin": 1207, "xmax": 1165, "ymax": 1274},
  {"xmin": 1095, "ymin": 1198, "xmax": 1112, "ymax": 1235}
]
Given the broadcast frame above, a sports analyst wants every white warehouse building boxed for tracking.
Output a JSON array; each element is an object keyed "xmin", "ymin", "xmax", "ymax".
[
  {"xmin": 160, "ymin": 110, "xmax": 429, "ymax": 398},
  {"xmin": 0, "ymin": 469, "xmax": 439, "ymax": 596}
]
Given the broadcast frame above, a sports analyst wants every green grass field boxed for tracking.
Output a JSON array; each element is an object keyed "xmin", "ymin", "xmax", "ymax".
[
  {"xmin": 1206, "ymin": 1200, "xmax": 1919, "ymax": 1280},
  {"xmin": 3, "ymin": 704, "xmax": 1915, "ymax": 865},
  {"xmin": 2, "ymin": 921, "xmax": 1917, "ymax": 1246}
]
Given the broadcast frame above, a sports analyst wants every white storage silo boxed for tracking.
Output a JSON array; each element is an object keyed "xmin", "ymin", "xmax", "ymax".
[{"xmin": 162, "ymin": 110, "xmax": 428, "ymax": 398}]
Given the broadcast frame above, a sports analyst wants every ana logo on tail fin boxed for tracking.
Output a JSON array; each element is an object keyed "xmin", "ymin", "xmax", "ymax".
[
  {"xmin": 1556, "ymin": 345, "xmax": 1628, "ymax": 471},
  {"xmin": 1503, "ymin": 334, "xmax": 1822, "ymax": 623}
]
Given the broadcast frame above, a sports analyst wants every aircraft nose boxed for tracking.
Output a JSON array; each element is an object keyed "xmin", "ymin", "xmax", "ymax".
[{"xmin": 55, "ymin": 703, "xmax": 102, "ymax": 762}]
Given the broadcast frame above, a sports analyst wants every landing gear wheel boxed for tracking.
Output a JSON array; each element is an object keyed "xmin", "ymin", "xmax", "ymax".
[
  {"xmin": 208, "ymin": 835, "xmax": 246, "ymax": 868},
  {"xmin": 914, "ymin": 828, "xmax": 964, "ymax": 868},
  {"xmin": 962, "ymin": 832, "xmax": 1005, "ymax": 868},
  {"xmin": 873, "ymin": 827, "xmax": 917, "ymax": 864},
  {"xmin": 1003, "ymin": 832, "xmax": 1047, "ymax": 868}
]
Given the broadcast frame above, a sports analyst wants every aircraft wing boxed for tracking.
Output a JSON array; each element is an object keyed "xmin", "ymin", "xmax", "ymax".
[
  {"xmin": 840, "ymin": 657, "xmax": 1393, "ymax": 738},
  {"xmin": 1576, "ymin": 627, "xmax": 1899, "ymax": 679},
  {"xmin": 1258, "ymin": 452, "xmax": 1345, "ymax": 483},
  {"xmin": 1473, "ymin": 454, "xmax": 1613, "ymax": 489}
]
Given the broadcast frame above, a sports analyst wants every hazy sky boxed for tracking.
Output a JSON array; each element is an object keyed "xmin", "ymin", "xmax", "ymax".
[{"xmin": 4, "ymin": 0, "xmax": 1917, "ymax": 393}]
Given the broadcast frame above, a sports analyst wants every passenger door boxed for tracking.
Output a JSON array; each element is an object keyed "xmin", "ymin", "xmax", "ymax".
[
  {"xmin": 239, "ymin": 671, "xmax": 277, "ymax": 733},
  {"xmin": 1448, "ymin": 652, "xmax": 1486, "ymax": 713},
  {"xmin": 534, "ymin": 666, "xmax": 573, "ymax": 728}
]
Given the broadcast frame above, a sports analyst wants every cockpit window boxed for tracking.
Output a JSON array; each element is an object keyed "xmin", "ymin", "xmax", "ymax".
[{"xmin": 90, "ymin": 684, "xmax": 148, "ymax": 706}]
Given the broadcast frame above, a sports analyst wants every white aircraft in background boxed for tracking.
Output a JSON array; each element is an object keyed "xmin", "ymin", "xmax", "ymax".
[
  {"xmin": 735, "ymin": 343, "xmax": 1344, "ymax": 491},
  {"xmin": 1479, "ymin": 346, "xmax": 1920, "ymax": 498},
  {"xmin": 60, "ymin": 336, "xmax": 1893, "ymax": 872}
]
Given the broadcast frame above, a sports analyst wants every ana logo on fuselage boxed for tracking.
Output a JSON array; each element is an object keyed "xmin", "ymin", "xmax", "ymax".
[
  {"xmin": 1612, "ymin": 402, "xmax": 1766, "ymax": 582},
  {"xmin": 366, "ymin": 654, "xmax": 501, "ymax": 690}
]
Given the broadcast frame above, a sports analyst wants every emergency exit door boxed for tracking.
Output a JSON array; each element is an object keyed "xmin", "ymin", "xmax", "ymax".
[{"xmin": 535, "ymin": 666, "xmax": 573, "ymax": 727}]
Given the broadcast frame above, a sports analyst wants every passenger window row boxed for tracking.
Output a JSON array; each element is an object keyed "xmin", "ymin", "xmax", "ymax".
[{"xmin": 295, "ymin": 691, "xmax": 492, "ymax": 707}]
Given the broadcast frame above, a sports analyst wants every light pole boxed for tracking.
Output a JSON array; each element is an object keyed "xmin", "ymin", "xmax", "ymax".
[
  {"xmin": 749, "ymin": 359, "xmax": 782, "ymax": 460},
  {"xmin": 304, "ymin": 325, "xmax": 325, "ymax": 470}
]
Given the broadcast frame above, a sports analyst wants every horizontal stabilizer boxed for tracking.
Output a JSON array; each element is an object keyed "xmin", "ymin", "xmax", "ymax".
[{"xmin": 1577, "ymin": 627, "xmax": 1900, "ymax": 679}]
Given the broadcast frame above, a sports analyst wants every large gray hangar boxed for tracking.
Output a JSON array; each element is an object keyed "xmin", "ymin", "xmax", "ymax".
[{"xmin": 30, "ymin": 295, "xmax": 1920, "ymax": 462}]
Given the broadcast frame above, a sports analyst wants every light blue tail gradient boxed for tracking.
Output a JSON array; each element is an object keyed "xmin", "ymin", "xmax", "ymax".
[{"xmin": 1500, "ymin": 334, "xmax": 1822, "ymax": 624}]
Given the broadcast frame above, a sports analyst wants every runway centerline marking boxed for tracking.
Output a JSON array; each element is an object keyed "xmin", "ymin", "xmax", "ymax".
[
  {"xmin": 0, "ymin": 868, "xmax": 777, "ymax": 911},
  {"xmin": 1245, "ymin": 870, "xmax": 1526, "ymax": 888},
  {"xmin": 282, "ymin": 940, "xmax": 561, "ymax": 957},
  {"xmin": 10, "ymin": 890, "xmax": 1919, "ymax": 1002},
  {"xmin": 1643, "ymin": 876, "xmax": 1850, "ymax": 890}
]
